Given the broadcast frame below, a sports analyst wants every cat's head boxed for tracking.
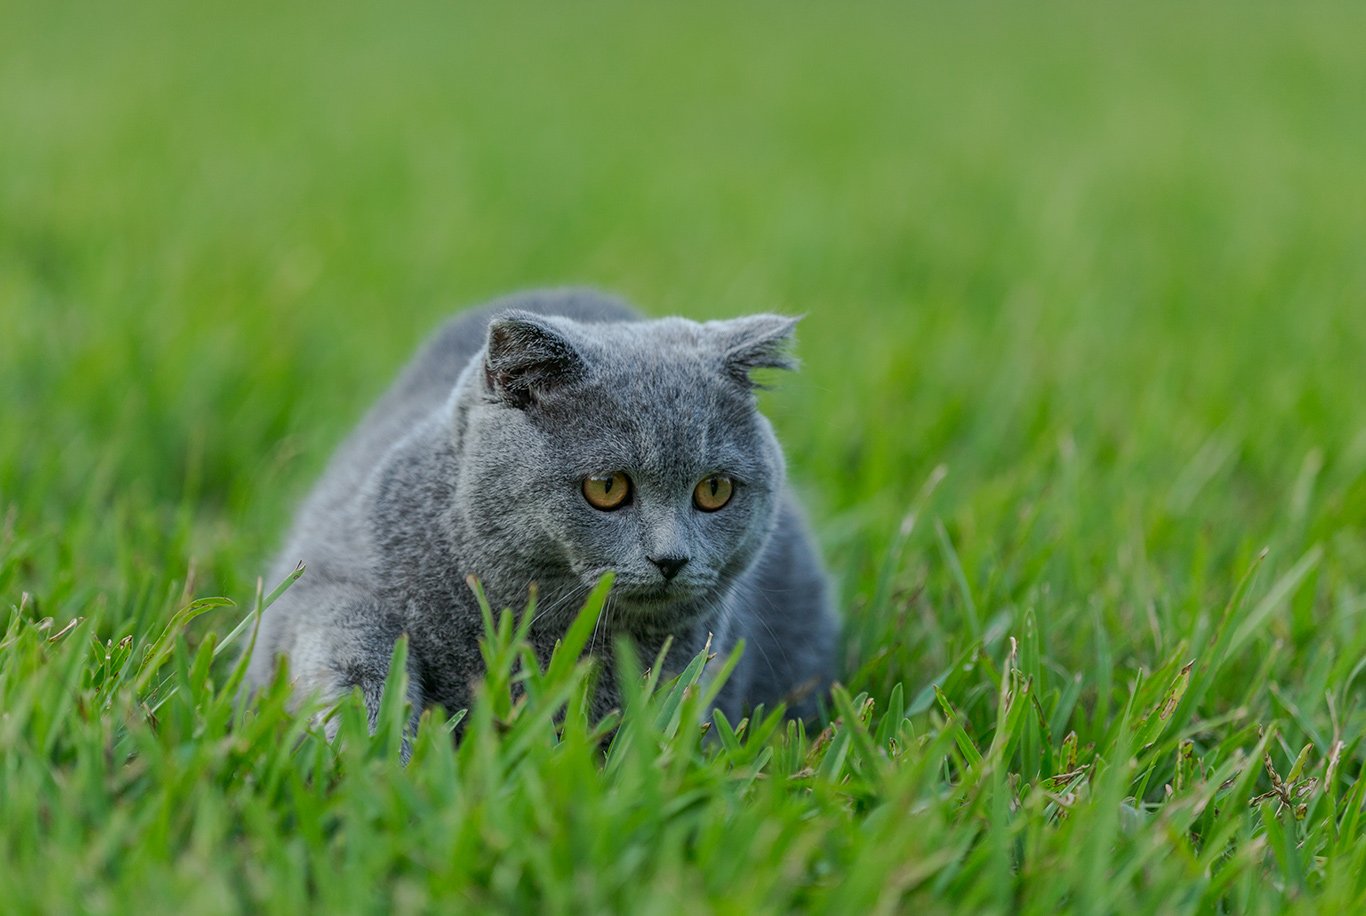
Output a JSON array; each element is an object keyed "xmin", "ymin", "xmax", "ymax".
[{"xmin": 455, "ymin": 309, "xmax": 798, "ymax": 628}]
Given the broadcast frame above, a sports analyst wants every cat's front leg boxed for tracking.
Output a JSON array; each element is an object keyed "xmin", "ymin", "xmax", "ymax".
[{"xmin": 268, "ymin": 585, "xmax": 427, "ymax": 759}]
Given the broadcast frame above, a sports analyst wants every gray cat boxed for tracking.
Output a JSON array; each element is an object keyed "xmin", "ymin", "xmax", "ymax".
[{"xmin": 243, "ymin": 288, "xmax": 836, "ymax": 736}]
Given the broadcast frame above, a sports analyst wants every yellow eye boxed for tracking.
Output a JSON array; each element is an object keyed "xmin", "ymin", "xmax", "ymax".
[
  {"xmin": 582, "ymin": 472, "xmax": 632, "ymax": 511},
  {"xmin": 693, "ymin": 475, "xmax": 734, "ymax": 512}
]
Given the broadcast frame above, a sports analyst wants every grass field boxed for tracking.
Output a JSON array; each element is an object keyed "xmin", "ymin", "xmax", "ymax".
[{"xmin": 4, "ymin": 2, "xmax": 1366, "ymax": 912}]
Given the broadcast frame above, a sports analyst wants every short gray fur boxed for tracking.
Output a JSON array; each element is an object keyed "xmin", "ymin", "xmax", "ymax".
[{"xmin": 243, "ymin": 288, "xmax": 837, "ymax": 734}]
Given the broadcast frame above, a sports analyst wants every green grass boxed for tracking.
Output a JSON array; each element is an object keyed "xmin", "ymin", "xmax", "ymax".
[{"xmin": 4, "ymin": 1, "xmax": 1366, "ymax": 912}]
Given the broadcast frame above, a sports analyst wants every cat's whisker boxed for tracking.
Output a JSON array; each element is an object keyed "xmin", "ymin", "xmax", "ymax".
[
  {"xmin": 604, "ymin": 595, "xmax": 618, "ymax": 647},
  {"xmin": 535, "ymin": 590, "xmax": 576, "ymax": 625},
  {"xmin": 530, "ymin": 582, "xmax": 590, "ymax": 628},
  {"xmin": 735, "ymin": 581, "xmax": 784, "ymax": 682},
  {"xmin": 589, "ymin": 591, "xmax": 610, "ymax": 657}
]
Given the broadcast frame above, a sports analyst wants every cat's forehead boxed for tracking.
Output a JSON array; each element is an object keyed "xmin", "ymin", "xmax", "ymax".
[
  {"xmin": 578, "ymin": 316, "xmax": 717, "ymax": 361},
  {"xmin": 559, "ymin": 318, "xmax": 738, "ymax": 404},
  {"xmin": 554, "ymin": 394, "xmax": 765, "ymax": 481},
  {"xmin": 599, "ymin": 320, "xmax": 752, "ymax": 395},
  {"xmin": 539, "ymin": 323, "xmax": 769, "ymax": 475}
]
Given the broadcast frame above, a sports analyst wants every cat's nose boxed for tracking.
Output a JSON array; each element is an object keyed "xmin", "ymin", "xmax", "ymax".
[{"xmin": 649, "ymin": 555, "xmax": 689, "ymax": 581}]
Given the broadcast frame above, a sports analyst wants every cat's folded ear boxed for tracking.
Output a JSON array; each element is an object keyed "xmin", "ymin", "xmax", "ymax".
[
  {"xmin": 483, "ymin": 311, "xmax": 587, "ymax": 408},
  {"xmin": 709, "ymin": 314, "xmax": 801, "ymax": 389}
]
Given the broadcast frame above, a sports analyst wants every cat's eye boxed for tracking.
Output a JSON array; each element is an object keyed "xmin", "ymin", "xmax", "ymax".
[
  {"xmin": 693, "ymin": 475, "xmax": 734, "ymax": 512},
  {"xmin": 583, "ymin": 472, "xmax": 632, "ymax": 511}
]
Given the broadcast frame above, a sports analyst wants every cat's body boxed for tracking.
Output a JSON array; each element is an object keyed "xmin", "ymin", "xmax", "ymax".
[{"xmin": 244, "ymin": 288, "xmax": 836, "ymax": 729}]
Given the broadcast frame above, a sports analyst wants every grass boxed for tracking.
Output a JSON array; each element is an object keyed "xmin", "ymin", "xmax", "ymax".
[{"xmin": 4, "ymin": 1, "xmax": 1366, "ymax": 911}]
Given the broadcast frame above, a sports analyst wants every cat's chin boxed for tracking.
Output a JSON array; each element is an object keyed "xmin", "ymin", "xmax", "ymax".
[{"xmin": 609, "ymin": 582, "xmax": 711, "ymax": 615}]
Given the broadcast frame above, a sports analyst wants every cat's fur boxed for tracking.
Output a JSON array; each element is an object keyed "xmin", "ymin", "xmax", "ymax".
[{"xmin": 243, "ymin": 288, "xmax": 836, "ymax": 732}]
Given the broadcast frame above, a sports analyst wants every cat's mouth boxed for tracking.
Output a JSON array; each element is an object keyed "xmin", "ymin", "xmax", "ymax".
[
  {"xmin": 613, "ymin": 582, "xmax": 696, "ymax": 603},
  {"xmin": 608, "ymin": 579, "xmax": 709, "ymax": 610},
  {"xmin": 571, "ymin": 565, "xmax": 717, "ymax": 614}
]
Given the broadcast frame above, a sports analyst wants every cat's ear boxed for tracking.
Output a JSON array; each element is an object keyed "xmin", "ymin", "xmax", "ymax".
[
  {"xmin": 483, "ymin": 311, "xmax": 587, "ymax": 408},
  {"xmin": 709, "ymin": 314, "xmax": 800, "ymax": 389}
]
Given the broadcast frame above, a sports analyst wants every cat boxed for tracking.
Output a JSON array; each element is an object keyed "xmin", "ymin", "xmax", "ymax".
[{"xmin": 243, "ymin": 288, "xmax": 836, "ymax": 738}]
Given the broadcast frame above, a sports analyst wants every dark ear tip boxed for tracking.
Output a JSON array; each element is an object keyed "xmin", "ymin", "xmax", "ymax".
[
  {"xmin": 482, "ymin": 311, "xmax": 585, "ymax": 407},
  {"xmin": 486, "ymin": 309, "xmax": 546, "ymax": 344},
  {"xmin": 486, "ymin": 312, "xmax": 571, "ymax": 363}
]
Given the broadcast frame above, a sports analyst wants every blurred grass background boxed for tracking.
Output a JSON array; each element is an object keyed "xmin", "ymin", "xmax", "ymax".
[{"xmin": 3, "ymin": 1, "xmax": 1366, "ymax": 909}]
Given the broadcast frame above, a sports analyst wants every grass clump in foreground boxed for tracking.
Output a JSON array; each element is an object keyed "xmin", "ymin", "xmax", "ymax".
[
  {"xmin": 2, "ymin": 541, "xmax": 1364, "ymax": 912},
  {"xmin": 4, "ymin": 1, "xmax": 1366, "ymax": 912}
]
